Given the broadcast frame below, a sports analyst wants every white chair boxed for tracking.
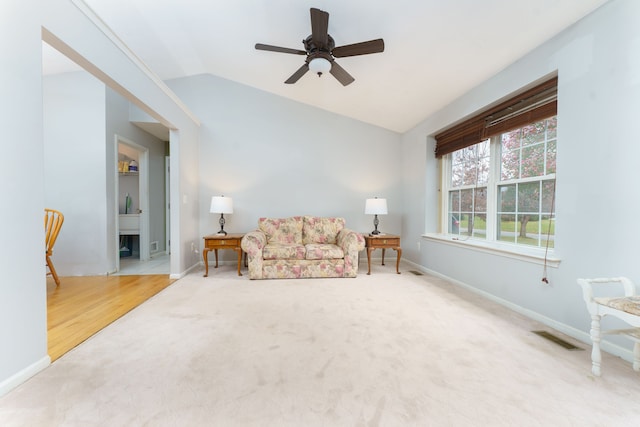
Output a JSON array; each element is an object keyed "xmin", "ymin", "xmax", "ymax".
[{"xmin": 577, "ymin": 277, "xmax": 640, "ymax": 376}]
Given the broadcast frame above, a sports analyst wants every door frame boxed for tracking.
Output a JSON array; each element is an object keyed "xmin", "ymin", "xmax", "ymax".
[
  {"xmin": 114, "ymin": 135, "xmax": 150, "ymax": 271},
  {"xmin": 165, "ymin": 155, "xmax": 171, "ymax": 255}
]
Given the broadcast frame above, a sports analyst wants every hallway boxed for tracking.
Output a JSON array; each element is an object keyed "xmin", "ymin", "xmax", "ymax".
[{"xmin": 114, "ymin": 253, "xmax": 170, "ymax": 276}]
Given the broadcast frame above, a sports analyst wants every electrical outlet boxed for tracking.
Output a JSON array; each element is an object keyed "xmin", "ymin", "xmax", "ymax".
[{"xmin": 416, "ymin": 241, "xmax": 421, "ymax": 250}]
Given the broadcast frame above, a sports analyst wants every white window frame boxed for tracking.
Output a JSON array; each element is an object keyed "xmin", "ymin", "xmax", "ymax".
[{"xmin": 430, "ymin": 122, "xmax": 559, "ymax": 267}]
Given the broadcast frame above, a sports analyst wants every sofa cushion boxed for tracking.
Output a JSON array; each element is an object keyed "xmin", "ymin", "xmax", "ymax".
[
  {"xmin": 259, "ymin": 216, "xmax": 303, "ymax": 244},
  {"xmin": 302, "ymin": 216, "xmax": 345, "ymax": 245},
  {"xmin": 263, "ymin": 243, "xmax": 306, "ymax": 260},
  {"xmin": 305, "ymin": 244, "xmax": 344, "ymax": 260}
]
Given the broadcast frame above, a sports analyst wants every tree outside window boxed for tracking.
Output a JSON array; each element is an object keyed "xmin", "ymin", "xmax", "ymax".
[{"xmin": 447, "ymin": 116, "xmax": 556, "ymax": 248}]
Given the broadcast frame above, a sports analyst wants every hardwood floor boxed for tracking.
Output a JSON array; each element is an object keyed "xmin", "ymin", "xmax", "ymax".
[{"xmin": 47, "ymin": 275, "xmax": 175, "ymax": 362}]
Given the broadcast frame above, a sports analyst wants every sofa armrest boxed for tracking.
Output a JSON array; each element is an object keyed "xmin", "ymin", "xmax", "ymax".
[
  {"xmin": 241, "ymin": 231, "xmax": 266, "ymax": 279},
  {"xmin": 337, "ymin": 228, "xmax": 365, "ymax": 252},
  {"xmin": 241, "ymin": 230, "xmax": 266, "ymax": 256},
  {"xmin": 337, "ymin": 228, "xmax": 365, "ymax": 277}
]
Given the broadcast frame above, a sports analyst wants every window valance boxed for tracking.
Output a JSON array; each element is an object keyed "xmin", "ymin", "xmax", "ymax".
[{"xmin": 434, "ymin": 76, "xmax": 557, "ymax": 158}]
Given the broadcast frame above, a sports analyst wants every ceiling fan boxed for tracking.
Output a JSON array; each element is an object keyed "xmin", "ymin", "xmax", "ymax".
[{"xmin": 255, "ymin": 7, "xmax": 384, "ymax": 86}]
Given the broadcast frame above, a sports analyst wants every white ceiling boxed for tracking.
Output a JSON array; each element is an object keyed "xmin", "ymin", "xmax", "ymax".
[{"xmin": 44, "ymin": 0, "xmax": 609, "ymax": 133}]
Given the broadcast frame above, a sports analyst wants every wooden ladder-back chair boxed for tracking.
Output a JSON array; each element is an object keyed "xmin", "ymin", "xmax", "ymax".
[{"xmin": 45, "ymin": 208, "xmax": 64, "ymax": 286}]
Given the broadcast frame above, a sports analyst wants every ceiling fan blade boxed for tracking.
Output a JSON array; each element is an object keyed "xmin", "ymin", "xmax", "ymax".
[
  {"xmin": 310, "ymin": 8, "xmax": 329, "ymax": 49},
  {"xmin": 332, "ymin": 39, "xmax": 385, "ymax": 58},
  {"xmin": 285, "ymin": 64, "xmax": 309, "ymax": 84},
  {"xmin": 329, "ymin": 61, "xmax": 355, "ymax": 86},
  {"xmin": 255, "ymin": 43, "xmax": 306, "ymax": 55}
]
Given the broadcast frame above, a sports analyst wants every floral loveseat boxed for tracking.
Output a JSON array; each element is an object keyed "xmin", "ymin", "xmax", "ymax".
[{"xmin": 241, "ymin": 216, "xmax": 365, "ymax": 279}]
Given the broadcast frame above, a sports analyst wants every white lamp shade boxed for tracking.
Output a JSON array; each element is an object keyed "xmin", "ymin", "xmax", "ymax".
[
  {"xmin": 308, "ymin": 57, "xmax": 331, "ymax": 74},
  {"xmin": 365, "ymin": 198, "xmax": 388, "ymax": 215},
  {"xmin": 210, "ymin": 196, "xmax": 233, "ymax": 214}
]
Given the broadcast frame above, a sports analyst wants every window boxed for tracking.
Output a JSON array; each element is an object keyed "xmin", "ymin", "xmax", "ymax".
[
  {"xmin": 497, "ymin": 118, "xmax": 556, "ymax": 247},
  {"xmin": 436, "ymin": 77, "xmax": 557, "ymax": 249},
  {"xmin": 448, "ymin": 140, "xmax": 489, "ymax": 239}
]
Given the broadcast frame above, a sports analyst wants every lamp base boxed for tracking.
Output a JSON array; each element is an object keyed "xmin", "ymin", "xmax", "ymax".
[
  {"xmin": 370, "ymin": 214, "xmax": 381, "ymax": 235},
  {"xmin": 217, "ymin": 214, "xmax": 227, "ymax": 235}
]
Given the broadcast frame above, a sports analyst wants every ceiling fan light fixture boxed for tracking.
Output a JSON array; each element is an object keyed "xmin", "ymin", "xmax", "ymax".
[
  {"xmin": 308, "ymin": 57, "xmax": 331, "ymax": 76},
  {"xmin": 256, "ymin": 8, "xmax": 383, "ymax": 85}
]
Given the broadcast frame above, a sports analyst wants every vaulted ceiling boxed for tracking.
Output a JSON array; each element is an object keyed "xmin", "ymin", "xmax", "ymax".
[{"xmin": 43, "ymin": 0, "xmax": 609, "ymax": 133}]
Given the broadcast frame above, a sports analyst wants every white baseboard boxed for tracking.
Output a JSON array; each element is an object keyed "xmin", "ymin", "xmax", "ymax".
[
  {"xmin": 0, "ymin": 356, "xmax": 50, "ymax": 397},
  {"xmin": 402, "ymin": 259, "xmax": 635, "ymax": 364},
  {"xmin": 202, "ymin": 260, "xmax": 236, "ymax": 266},
  {"xmin": 170, "ymin": 261, "xmax": 200, "ymax": 280}
]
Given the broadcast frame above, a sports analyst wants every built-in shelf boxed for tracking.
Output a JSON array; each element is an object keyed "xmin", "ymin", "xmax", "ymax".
[
  {"xmin": 119, "ymin": 214, "xmax": 140, "ymax": 235},
  {"xmin": 119, "ymin": 171, "xmax": 139, "ymax": 176}
]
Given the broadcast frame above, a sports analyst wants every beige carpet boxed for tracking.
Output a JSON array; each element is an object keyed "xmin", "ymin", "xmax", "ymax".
[{"xmin": 2, "ymin": 263, "xmax": 640, "ymax": 426}]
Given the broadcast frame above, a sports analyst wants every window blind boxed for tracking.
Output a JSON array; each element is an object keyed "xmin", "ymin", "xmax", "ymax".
[{"xmin": 434, "ymin": 76, "xmax": 557, "ymax": 158}]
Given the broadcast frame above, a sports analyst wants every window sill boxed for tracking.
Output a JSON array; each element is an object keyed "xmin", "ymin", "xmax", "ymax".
[{"xmin": 421, "ymin": 233, "xmax": 561, "ymax": 268}]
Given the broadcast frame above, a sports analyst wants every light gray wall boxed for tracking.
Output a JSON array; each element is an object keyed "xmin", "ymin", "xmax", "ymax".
[
  {"xmin": 0, "ymin": 0, "xmax": 49, "ymax": 394},
  {"xmin": 105, "ymin": 86, "xmax": 167, "ymax": 261},
  {"xmin": 401, "ymin": 0, "xmax": 640, "ymax": 356},
  {"xmin": 1, "ymin": 0, "xmax": 200, "ymax": 396},
  {"xmin": 167, "ymin": 74, "xmax": 402, "ymax": 263},
  {"xmin": 43, "ymin": 71, "xmax": 109, "ymax": 275},
  {"xmin": 41, "ymin": 73, "xmax": 168, "ymax": 275},
  {"xmin": 40, "ymin": 0, "xmax": 201, "ymax": 280},
  {"xmin": 4, "ymin": 0, "xmax": 632, "ymax": 399}
]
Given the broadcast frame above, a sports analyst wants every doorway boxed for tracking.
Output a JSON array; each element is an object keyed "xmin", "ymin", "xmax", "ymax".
[
  {"xmin": 38, "ymin": 28, "xmax": 177, "ymax": 372},
  {"xmin": 115, "ymin": 136, "xmax": 150, "ymax": 272}
]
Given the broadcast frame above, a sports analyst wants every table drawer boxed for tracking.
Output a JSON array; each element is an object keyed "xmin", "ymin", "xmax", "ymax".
[
  {"xmin": 205, "ymin": 238, "xmax": 240, "ymax": 249},
  {"xmin": 369, "ymin": 238, "xmax": 400, "ymax": 247}
]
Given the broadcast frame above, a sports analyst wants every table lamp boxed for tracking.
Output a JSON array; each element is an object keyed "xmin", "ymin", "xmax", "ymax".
[
  {"xmin": 365, "ymin": 197, "xmax": 387, "ymax": 235},
  {"xmin": 210, "ymin": 195, "xmax": 233, "ymax": 235}
]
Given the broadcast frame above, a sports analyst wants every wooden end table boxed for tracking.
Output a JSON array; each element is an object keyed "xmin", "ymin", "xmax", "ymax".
[
  {"xmin": 203, "ymin": 233, "xmax": 244, "ymax": 277},
  {"xmin": 363, "ymin": 234, "xmax": 402, "ymax": 275}
]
